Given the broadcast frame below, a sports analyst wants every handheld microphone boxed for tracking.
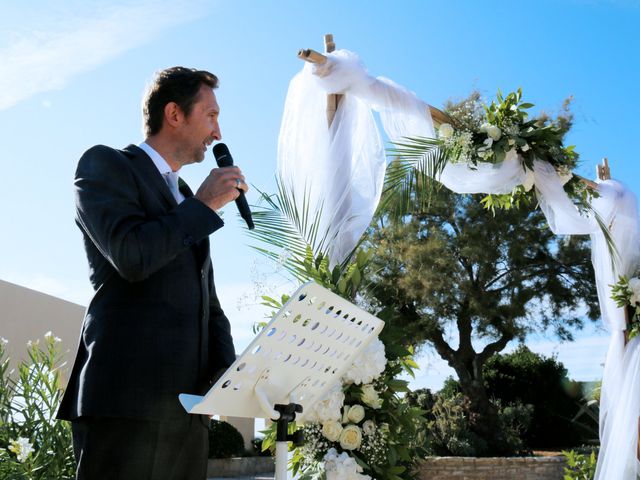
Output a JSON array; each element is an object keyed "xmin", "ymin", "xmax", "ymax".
[{"xmin": 212, "ymin": 143, "xmax": 255, "ymax": 230}]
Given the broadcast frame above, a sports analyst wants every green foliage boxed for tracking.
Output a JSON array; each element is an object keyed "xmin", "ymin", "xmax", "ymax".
[
  {"xmin": 482, "ymin": 345, "xmax": 586, "ymax": 449},
  {"xmin": 404, "ymin": 389, "xmax": 532, "ymax": 457},
  {"xmin": 208, "ymin": 419, "xmax": 246, "ymax": 458},
  {"xmin": 425, "ymin": 392, "xmax": 486, "ymax": 456},
  {"xmin": 251, "ymin": 437, "xmax": 272, "ymax": 457},
  {"xmin": 563, "ymin": 449, "xmax": 597, "ymax": 480},
  {"xmin": 0, "ymin": 335, "xmax": 75, "ymax": 479}
]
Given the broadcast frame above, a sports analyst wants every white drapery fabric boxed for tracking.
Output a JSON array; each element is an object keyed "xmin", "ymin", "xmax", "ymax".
[
  {"xmin": 278, "ymin": 50, "xmax": 434, "ymax": 265},
  {"xmin": 278, "ymin": 50, "xmax": 640, "ymax": 478}
]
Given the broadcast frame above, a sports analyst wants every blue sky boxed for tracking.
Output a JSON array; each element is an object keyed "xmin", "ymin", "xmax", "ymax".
[{"xmin": 1, "ymin": 0, "xmax": 638, "ymax": 391}]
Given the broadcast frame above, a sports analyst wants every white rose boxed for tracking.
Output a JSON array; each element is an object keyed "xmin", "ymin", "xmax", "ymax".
[
  {"xmin": 360, "ymin": 384, "xmax": 382, "ymax": 409},
  {"xmin": 322, "ymin": 420, "xmax": 343, "ymax": 442},
  {"xmin": 480, "ymin": 123, "xmax": 491, "ymax": 133},
  {"xmin": 487, "ymin": 125, "xmax": 502, "ymax": 141},
  {"xmin": 556, "ymin": 166, "xmax": 573, "ymax": 186},
  {"xmin": 508, "ymin": 138, "xmax": 516, "ymax": 146},
  {"xmin": 521, "ymin": 168, "xmax": 535, "ymax": 192},
  {"xmin": 629, "ymin": 278, "xmax": 640, "ymax": 305},
  {"xmin": 339, "ymin": 425, "xmax": 363, "ymax": 450},
  {"xmin": 362, "ymin": 420, "xmax": 376, "ymax": 436},
  {"xmin": 347, "ymin": 405, "xmax": 365, "ymax": 424},
  {"xmin": 438, "ymin": 123, "xmax": 454, "ymax": 139},
  {"xmin": 521, "ymin": 143, "xmax": 530, "ymax": 152}
]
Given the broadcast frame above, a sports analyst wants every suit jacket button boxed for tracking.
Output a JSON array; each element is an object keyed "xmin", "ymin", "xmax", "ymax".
[{"xmin": 183, "ymin": 235, "xmax": 194, "ymax": 246}]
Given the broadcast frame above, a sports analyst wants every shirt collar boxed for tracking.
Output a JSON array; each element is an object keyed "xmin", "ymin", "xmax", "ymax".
[{"xmin": 138, "ymin": 141, "xmax": 180, "ymax": 176}]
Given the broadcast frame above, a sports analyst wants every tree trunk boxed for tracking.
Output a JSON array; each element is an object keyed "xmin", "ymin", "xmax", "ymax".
[{"xmin": 453, "ymin": 361, "xmax": 512, "ymax": 455}]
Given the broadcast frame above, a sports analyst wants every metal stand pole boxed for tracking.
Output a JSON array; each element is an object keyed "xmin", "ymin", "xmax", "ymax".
[{"xmin": 273, "ymin": 403, "xmax": 304, "ymax": 480}]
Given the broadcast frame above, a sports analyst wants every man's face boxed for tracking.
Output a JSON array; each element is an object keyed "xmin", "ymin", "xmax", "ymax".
[{"xmin": 181, "ymin": 84, "xmax": 221, "ymax": 165}]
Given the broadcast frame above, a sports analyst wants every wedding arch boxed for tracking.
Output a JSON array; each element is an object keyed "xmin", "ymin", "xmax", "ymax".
[{"xmin": 259, "ymin": 35, "xmax": 640, "ymax": 480}]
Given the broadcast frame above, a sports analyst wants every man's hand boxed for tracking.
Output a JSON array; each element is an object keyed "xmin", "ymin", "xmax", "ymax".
[{"xmin": 195, "ymin": 166, "xmax": 249, "ymax": 211}]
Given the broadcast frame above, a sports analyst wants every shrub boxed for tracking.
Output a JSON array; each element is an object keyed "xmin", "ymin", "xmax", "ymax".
[
  {"xmin": 0, "ymin": 334, "xmax": 75, "ymax": 479},
  {"xmin": 208, "ymin": 419, "xmax": 245, "ymax": 458},
  {"xmin": 483, "ymin": 345, "xmax": 585, "ymax": 448},
  {"xmin": 405, "ymin": 388, "xmax": 532, "ymax": 456}
]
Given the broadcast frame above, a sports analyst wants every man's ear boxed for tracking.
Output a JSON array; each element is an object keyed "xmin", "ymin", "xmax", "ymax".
[{"xmin": 164, "ymin": 102, "xmax": 183, "ymax": 128}]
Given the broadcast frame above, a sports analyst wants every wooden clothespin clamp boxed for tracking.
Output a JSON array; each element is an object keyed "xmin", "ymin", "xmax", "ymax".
[{"xmin": 597, "ymin": 158, "xmax": 611, "ymax": 181}]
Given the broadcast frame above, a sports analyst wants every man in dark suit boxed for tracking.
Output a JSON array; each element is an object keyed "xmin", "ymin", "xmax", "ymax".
[{"xmin": 57, "ymin": 67, "xmax": 245, "ymax": 480}]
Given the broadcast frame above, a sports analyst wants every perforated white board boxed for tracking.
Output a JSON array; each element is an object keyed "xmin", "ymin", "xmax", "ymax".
[{"xmin": 179, "ymin": 281, "xmax": 385, "ymax": 419}]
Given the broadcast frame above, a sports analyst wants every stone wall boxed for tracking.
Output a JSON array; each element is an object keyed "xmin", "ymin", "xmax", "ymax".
[
  {"xmin": 207, "ymin": 456, "xmax": 274, "ymax": 478},
  {"xmin": 416, "ymin": 456, "xmax": 566, "ymax": 480}
]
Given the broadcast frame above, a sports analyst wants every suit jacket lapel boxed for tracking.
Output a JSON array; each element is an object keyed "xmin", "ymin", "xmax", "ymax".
[{"xmin": 122, "ymin": 144, "xmax": 177, "ymax": 208}]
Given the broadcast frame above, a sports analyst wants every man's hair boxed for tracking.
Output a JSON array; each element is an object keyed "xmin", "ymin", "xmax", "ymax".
[{"xmin": 142, "ymin": 67, "xmax": 219, "ymax": 137}]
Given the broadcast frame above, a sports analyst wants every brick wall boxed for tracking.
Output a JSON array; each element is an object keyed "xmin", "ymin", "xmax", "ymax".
[{"xmin": 416, "ymin": 456, "xmax": 566, "ymax": 480}]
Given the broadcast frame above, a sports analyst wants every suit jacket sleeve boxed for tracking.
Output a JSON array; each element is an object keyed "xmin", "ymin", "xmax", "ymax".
[{"xmin": 75, "ymin": 145, "xmax": 223, "ymax": 282}]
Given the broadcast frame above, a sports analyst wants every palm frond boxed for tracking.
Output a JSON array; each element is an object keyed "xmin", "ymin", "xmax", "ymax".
[
  {"xmin": 381, "ymin": 136, "xmax": 449, "ymax": 220},
  {"xmin": 247, "ymin": 176, "xmax": 333, "ymax": 281}
]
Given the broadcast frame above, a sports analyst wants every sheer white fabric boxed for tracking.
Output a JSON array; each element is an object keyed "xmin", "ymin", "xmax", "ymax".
[
  {"xmin": 278, "ymin": 49, "xmax": 640, "ymax": 478},
  {"xmin": 278, "ymin": 50, "xmax": 433, "ymax": 266}
]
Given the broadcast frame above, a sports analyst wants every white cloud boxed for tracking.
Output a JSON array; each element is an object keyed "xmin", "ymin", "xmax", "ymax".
[{"xmin": 0, "ymin": 0, "xmax": 213, "ymax": 111}]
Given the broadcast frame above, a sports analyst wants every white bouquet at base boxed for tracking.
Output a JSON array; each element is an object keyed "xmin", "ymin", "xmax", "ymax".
[{"xmin": 324, "ymin": 448, "xmax": 372, "ymax": 480}]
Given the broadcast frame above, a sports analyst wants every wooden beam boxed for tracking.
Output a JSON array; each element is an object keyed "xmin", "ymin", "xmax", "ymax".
[
  {"xmin": 297, "ymin": 48, "xmax": 327, "ymax": 65},
  {"xmin": 598, "ymin": 157, "xmax": 611, "ymax": 180},
  {"xmin": 324, "ymin": 34, "xmax": 341, "ymax": 128}
]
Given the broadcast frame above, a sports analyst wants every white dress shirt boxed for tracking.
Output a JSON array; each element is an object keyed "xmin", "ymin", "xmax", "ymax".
[{"xmin": 139, "ymin": 141, "xmax": 184, "ymax": 203}]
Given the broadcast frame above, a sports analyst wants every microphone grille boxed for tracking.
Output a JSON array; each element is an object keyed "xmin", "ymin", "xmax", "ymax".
[{"xmin": 212, "ymin": 143, "xmax": 233, "ymax": 167}]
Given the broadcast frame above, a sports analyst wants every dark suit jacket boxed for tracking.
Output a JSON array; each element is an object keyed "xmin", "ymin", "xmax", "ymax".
[{"xmin": 57, "ymin": 144, "xmax": 236, "ymax": 422}]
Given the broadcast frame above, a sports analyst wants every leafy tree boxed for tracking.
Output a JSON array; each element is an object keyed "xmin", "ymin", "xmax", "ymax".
[{"xmin": 363, "ymin": 185, "xmax": 599, "ymax": 454}]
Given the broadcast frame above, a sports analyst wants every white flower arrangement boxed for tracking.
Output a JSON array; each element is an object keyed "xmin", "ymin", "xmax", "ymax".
[
  {"xmin": 292, "ymin": 337, "xmax": 393, "ymax": 476},
  {"xmin": 407, "ymin": 89, "xmax": 587, "ymax": 214}
]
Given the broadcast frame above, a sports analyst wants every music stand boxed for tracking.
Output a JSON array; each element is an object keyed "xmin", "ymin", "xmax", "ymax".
[{"xmin": 180, "ymin": 281, "xmax": 385, "ymax": 480}]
